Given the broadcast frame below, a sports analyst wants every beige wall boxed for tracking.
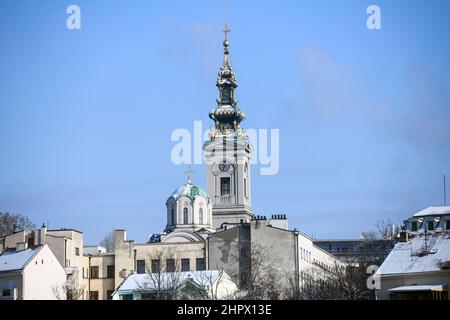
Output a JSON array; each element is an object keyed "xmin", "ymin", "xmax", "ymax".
[
  {"xmin": 1, "ymin": 231, "xmax": 33, "ymax": 251},
  {"xmin": 83, "ymin": 254, "xmax": 115, "ymax": 300},
  {"xmin": 114, "ymin": 229, "xmax": 207, "ymax": 292}
]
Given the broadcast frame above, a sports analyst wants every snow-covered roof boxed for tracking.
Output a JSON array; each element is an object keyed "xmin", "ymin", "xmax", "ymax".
[
  {"xmin": 0, "ymin": 246, "xmax": 43, "ymax": 272},
  {"xmin": 388, "ymin": 284, "xmax": 446, "ymax": 292},
  {"xmin": 376, "ymin": 232, "xmax": 450, "ymax": 276},
  {"xmin": 414, "ymin": 206, "xmax": 450, "ymax": 217},
  {"xmin": 116, "ymin": 271, "xmax": 223, "ymax": 292}
]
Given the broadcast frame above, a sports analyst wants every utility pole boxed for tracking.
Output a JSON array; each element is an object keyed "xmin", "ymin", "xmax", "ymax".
[{"xmin": 444, "ymin": 169, "xmax": 447, "ymax": 206}]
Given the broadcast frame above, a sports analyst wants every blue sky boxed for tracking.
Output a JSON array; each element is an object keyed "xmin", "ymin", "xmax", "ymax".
[{"xmin": 1, "ymin": 0, "xmax": 449, "ymax": 244}]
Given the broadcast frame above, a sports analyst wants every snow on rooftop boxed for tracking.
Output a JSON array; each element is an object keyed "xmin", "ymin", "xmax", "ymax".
[
  {"xmin": 414, "ymin": 206, "xmax": 450, "ymax": 217},
  {"xmin": 117, "ymin": 270, "xmax": 223, "ymax": 291},
  {"xmin": 0, "ymin": 246, "xmax": 42, "ymax": 272},
  {"xmin": 388, "ymin": 285, "xmax": 446, "ymax": 292},
  {"xmin": 376, "ymin": 232, "xmax": 450, "ymax": 276}
]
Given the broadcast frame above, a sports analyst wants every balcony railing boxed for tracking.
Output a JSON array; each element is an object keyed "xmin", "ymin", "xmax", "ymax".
[{"xmin": 216, "ymin": 195, "xmax": 235, "ymax": 204}]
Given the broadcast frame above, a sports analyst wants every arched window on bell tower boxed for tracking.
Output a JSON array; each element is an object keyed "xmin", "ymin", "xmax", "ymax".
[
  {"xmin": 183, "ymin": 207, "xmax": 188, "ymax": 224},
  {"xmin": 199, "ymin": 207, "xmax": 204, "ymax": 225},
  {"xmin": 171, "ymin": 208, "xmax": 176, "ymax": 225}
]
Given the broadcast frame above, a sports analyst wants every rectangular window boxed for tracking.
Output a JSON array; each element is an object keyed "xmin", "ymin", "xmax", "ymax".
[
  {"xmin": 196, "ymin": 258, "xmax": 206, "ymax": 271},
  {"xmin": 75, "ymin": 247, "xmax": 80, "ymax": 256},
  {"xmin": 166, "ymin": 259, "xmax": 175, "ymax": 272},
  {"xmin": 107, "ymin": 265, "xmax": 115, "ymax": 278},
  {"xmin": 428, "ymin": 221, "xmax": 435, "ymax": 231},
  {"xmin": 107, "ymin": 290, "xmax": 114, "ymax": 300},
  {"xmin": 90, "ymin": 266, "xmax": 99, "ymax": 279},
  {"xmin": 244, "ymin": 178, "xmax": 247, "ymax": 198},
  {"xmin": 137, "ymin": 260, "xmax": 145, "ymax": 274},
  {"xmin": 446, "ymin": 221, "xmax": 450, "ymax": 230},
  {"xmin": 141, "ymin": 293, "xmax": 155, "ymax": 300},
  {"xmin": 89, "ymin": 291, "xmax": 99, "ymax": 300},
  {"xmin": 411, "ymin": 221, "xmax": 418, "ymax": 232},
  {"xmin": 220, "ymin": 177, "xmax": 231, "ymax": 196},
  {"xmin": 2, "ymin": 289, "xmax": 11, "ymax": 297},
  {"xmin": 120, "ymin": 294, "xmax": 133, "ymax": 300},
  {"xmin": 181, "ymin": 259, "xmax": 190, "ymax": 271},
  {"xmin": 151, "ymin": 259, "xmax": 160, "ymax": 273}
]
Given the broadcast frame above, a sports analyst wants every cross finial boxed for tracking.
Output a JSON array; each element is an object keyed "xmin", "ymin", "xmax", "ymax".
[
  {"xmin": 184, "ymin": 165, "xmax": 195, "ymax": 184},
  {"xmin": 222, "ymin": 21, "xmax": 231, "ymax": 41}
]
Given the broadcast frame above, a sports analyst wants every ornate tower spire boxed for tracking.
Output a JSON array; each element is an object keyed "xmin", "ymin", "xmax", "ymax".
[{"xmin": 209, "ymin": 23, "xmax": 246, "ymax": 135}]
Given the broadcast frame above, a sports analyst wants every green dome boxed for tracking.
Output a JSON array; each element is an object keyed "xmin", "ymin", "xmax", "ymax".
[{"xmin": 171, "ymin": 181, "xmax": 209, "ymax": 200}]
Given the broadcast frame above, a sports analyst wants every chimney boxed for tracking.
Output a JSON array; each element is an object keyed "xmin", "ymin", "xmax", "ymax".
[
  {"xmin": 16, "ymin": 242, "xmax": 28, "ymax": 252},
  {"xmin": 37, "ymin": 223, "xmax": 47, "ymax": 245}
]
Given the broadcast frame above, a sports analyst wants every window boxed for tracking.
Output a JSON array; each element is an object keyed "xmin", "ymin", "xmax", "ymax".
[
  {"xmin": 107, "ymin": 290, "xmax": 114, "ymax": 300},
  {"xmin": 220, "ymin": 177, "xmax": 231, "ymax": 196},
  {"xmin": 181, "ymin": 259, "xmax": 190, "ymax": 271},
  {"xmin": 89, "ymin": 291, "xmax": 99, "ymax": 300},
  {"xmin": 107, "ymin": 265, "xmax": 114, "ymax": 278},
  {"xmin": 427, "ymin": 221, "xmax": 435, "ymax": 231},
  {"xmin": 151, "ymin": 259, "xmax": 160, "ymax": 273},
  {"xmin": 411, "ymin": 221, "xmax": 418, "ymax": 232},
  {"xmin": 90, "ymin": 266, "xmax": 99, "ymax": 279},
  {"xmin": 137, "ymin": 260, "xmax": 145, "ymax": 274},
  {"xmin": 141, "ymin": 293, "xmax": 157, "ymax": 300},
  {"xmin": 196, "ymin": 258, "xmax": 206, "ymax": 271},
  {"xmin": 2, "ymin": 289, "xmax": 11, "ymax": 297},
  {"xmin": 171, "ymin": 208, "xmax": 176, "ymax": 225},
  {"xmin": 75, "ymin": 247, "xmax": 80, "ymax": 256},
  {"xmin": 120, "ymin": 294, "xmax": 133, "ymax": 300},
  {"xmin": 199, "ymin": 208, "xmax": 204, "ymax": 225},
  {"xmin": 183, "ymin": 208, "xmax": 188, "ymax": 224},
  {"xmin": 446, "ymin": 221, "xmax": 450, "ymax": 230},
  {"xmin": 244, "ymin": 178, "xmax": 247, "ymax": 198},
  {"xmin": 166, "ymin": 259, "xmax": 175, "ymax": 272}
]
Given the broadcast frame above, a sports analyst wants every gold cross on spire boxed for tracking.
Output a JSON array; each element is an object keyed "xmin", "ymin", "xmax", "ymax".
[{"xmin": 222, "ymin": 21, "xmax": 231, "ymax": 41}]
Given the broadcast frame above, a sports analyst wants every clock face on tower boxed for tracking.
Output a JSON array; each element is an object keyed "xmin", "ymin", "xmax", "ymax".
[{"xmin": 219, "ymin": 163, "xmax": 231, "ymax": 172}]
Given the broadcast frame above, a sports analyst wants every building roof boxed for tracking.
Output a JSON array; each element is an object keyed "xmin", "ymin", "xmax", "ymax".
[
  {"xmin": 388, "ymin": 284, "xmax": 446, "ymax": 292},
  {"xmin": 0, "ymin": 245, "xmax": 43, "ymax": 272},
  {"xmin": 376, "ymin": 232, "xmax": 450, "ymax": 276},
  {"xmin": 116, "ymin": 271, "xmax": 224, "ymax": 292},
  {"xmin": 170, "ymin": 180, "xmax": 208, "ymax": 201},
  {"xmin": 413, "ymin": 206, "xmax": 450, "ymax": 217}
]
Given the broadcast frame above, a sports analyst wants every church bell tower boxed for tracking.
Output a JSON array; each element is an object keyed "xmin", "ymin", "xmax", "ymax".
[{"xmin": 204, "ymin": 24, "xmax": 253, "ymax": 228}]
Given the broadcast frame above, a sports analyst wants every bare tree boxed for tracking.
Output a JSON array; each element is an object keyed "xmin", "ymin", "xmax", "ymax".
[
  {"xmin": 100, "ymin": 229, "xmax": 115, "ymax": 253},
  {"xmin": 283, "ymin": 259, "xmax": 371, "ymax": 300},
  {"xmin": 0, "ymin": 212, "xmax": 35, "ymax": 237},
  {"xmin": 232, "ymin": 242, "xmax": 282, "ymax": 300},
  {"xmin": 375, "ymin": 219, "xmax": 397, "ymax": 240},
  {"xmin": 136, "ymin": 248, "xmax": 183, "ymax": 300},
  {"xmin": 361, "ymin": 219, "xmax": 398, "ymax": 241},
  {"xmin": 52, "ymin": 280, "xmax": 85, "ymax": 300},
  {"xmin": 192, "ymin": 269, "xmax": 231, "ymax": 300}
]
